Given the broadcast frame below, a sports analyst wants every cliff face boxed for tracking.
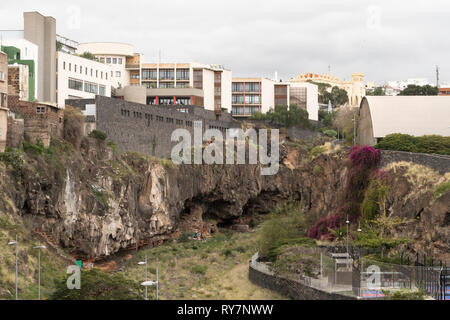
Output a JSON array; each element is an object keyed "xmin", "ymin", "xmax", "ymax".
[{"xmin": 0, "ymin": 139, "xmax": 448, "ymax": 261}]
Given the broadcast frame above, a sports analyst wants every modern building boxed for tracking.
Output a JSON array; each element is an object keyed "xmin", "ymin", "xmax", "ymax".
[
  {"xmin": 140, "ymin": 62, "xmax": 232, "ymax": 114},
  {"xmin": 0, "ymin": 51, "xmax": 8, "ymax": 152},
  {"xmin": 76, "ymin": 42, "xmax": 141, "ymax": 89},
  {"xmin": 291, "ymin": 72, "xmax": 366, "ymax": 107},
  {"xmin": 56, "ymin": 34, "xmax": 79, "ymax": 54},
  {"xmin": 56, "ymin": 51, "xmax": 112, "ymax": 108},
  {"xmin": 0, "ymin": 11, "xmax": 56, "ymax": 103},
  {"xmin": 357, "ymin": 96, "xmax": 450, "ymax": 146},
  {"xmin": 231, "ymin": 78, "xmax": 274, "ymax": 117},
  {"xmin": 231, "ymin": 78, "xmax": 319, "ymax": 120},
  {"xmin": 438, "ymin": 85, "xmax": 450, "ymax": 96}
]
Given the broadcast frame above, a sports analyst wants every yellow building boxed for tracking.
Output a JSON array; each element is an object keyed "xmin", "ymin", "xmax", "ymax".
[{"xmin": 291, "ymin": 72, "xmax": 366, "ymax": 106}]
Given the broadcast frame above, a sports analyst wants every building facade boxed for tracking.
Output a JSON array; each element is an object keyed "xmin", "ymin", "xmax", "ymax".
[
  {"xmin": 357, "ymin": 96, "xmax": 450, "ymax": 146},
  {"xmin": 8, "ymin": 64, "xmax": 29, "ymax": 100},
  {"xmin": 1, "ymin": 41, "xmax": 38, "ymax": 102},
  {"xmin": 291, "ymin": 72, "xmax": 366, "ymax": 107},
  {"xmin": 56, "ymin": 51, "xmax": 112, "ymax": 108},
  {"xmin": 231, "ymin": 78, "xmax": 274, "ymax": 117},
  {"xmin": 140, "ymin": 63, "xmax": 232, "ymax": 114},
  {"xmin": 0, "ymin": 51, "xmax": 8, "ymax": 152},
  {"xmin": 77, "ymin": 42, "xmax": 141, "ymax": 89}
]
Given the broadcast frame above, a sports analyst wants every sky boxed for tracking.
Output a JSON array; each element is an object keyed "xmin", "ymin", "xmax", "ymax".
[{"xmin": 1, "ymin": 0, "xmax": 449, "ymax": 85}]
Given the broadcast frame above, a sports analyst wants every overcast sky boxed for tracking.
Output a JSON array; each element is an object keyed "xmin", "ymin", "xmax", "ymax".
[{"xmin": 1, "ymin": 0, "xmax": 449, "ymax": 84}]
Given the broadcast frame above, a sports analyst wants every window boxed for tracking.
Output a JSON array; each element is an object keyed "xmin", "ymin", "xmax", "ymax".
[
  {"xmin": 232, "ymin": 94, "xmax": 244, "ymax": 104},
  {"xmin": 96, "ymin": 70, "xmax": 98, "ymax": 78},
  {"xmin": 176, "ymin": 69, "xmax": 190, "ymax": 80},
  {"xmin": 106, "ymin": 73, "xmax": 108, "ymax": 80},
  {"xmin": 101, "ymin": 71, "xmax": 103, "ymax": 79},
  {"xmin": 100, "ymin": 57, "xmax": 105, "ymax": 63},
  {"xmin": 36, "ymin": 106, "xmax": 46, "ymax": 114},
  {"xmin": 143, "ymin": 82, "xmax": 157, "ymax": 88},
  {"xmin": 118, "ymin": 58, "xmax": 122, "ymax": 64},
  {"xmin": 159, "ymin": 82, "xmax": 174, "ymax": 88},
  {"xmin": 112, "ymin": 58, "xmax": 117, "ymax": 64},
  {"xmin": 232, "ymin": 82, "xmax": 244, "ymax": 92},
  {"xmin": 176, "ymin": 97, "xmax": 191, "ymax": 105},
  {"xmin": 63, "ymin": 62, "xmax": 66, "ymax": 70},
  {"xmin": 84, "ymin": 82, "xmax": 98, "ymax": 94},
  {"xmin": 159, "ymin": 97, "xmax": 173, "ymax": 105},
  {"xmin": 142, "ymin": 69, "xmax": 157, "ymax": 80},
  {"xmin": 193, "ymin": 69, "xmax": 203, "ymax": 89},
  {"xmin": 0, "ymin": 93, "xmax": 6, "ymax": 107},
  {"xmin": 245, "ymin": 82, "xmax": 260, "ymax": 92},
  {"xmin": 74, "ymin": 64, "xmax": 77, "ymax": 73},
  {"xmin": 176, "ymin": 82, "xmax": 188, "ymax": 88},
  {"xmin": 80, "ymin": 66, "xmax": 83, "ymax": 74},
  {"xmin": 85, "ymin": 67, "xmax": 88, "ymax": 75},
  {"xmin": 116, "ymin": 71, "xmax": 121, "ymax": 77},
  {"xmin": 106, "ymin": 57, "xmax": 111, "ymax": 64},
  {"xmin": 131, "ymin": 74, "xmax": 140, "ymax": 79},
  {"xmin": 99, "ymin": 85, "xmax": 106, "ymax": 96},
  {"xmin": 91, "ymin": 69, "xmax": 93, "ymax": 76},
  {"xmin": 245, "ymin": 94, "xmax": 260, "ymax": 104},
  {"xmin": 159, "ymin": 69, "xmax": 174, "ymax": 80},
  {"xmin": 68, "ymin": 78, "xmax": 83, "ymax": 91},
  {"xmin": 69, "ymin": 63, "xmax": 72, "ymax": 71}
]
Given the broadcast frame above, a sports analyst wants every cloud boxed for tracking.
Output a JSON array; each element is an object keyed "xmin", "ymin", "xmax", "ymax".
[{"xmin": 1, "ymin": 0, "xmax": 449, "ymax": 84}]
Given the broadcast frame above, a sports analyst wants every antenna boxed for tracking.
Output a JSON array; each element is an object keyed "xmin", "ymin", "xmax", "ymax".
[{"xmin": 436, "ymin": 65, "xmax": 440, "ymax": 88}]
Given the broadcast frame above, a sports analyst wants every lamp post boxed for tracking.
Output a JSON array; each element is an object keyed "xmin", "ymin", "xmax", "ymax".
[
  {"xmin": 33, "ymin": 242, "xmax": 46, "ymax": 300},
  {"xmin": 138, "ymin": 254, "xmax": 148, "ymax": 300},
  {"xmin": 346, "ymin": 215, "xmax": 350, "ymax": 255},
  {"xmin": 7, "ymin": 235, "xmax": 18, "ymax": 300}
]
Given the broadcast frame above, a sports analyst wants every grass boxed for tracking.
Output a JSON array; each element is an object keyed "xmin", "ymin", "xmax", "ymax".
[{"xmin": 121, "ymin": 229, "xmax": 286, "ymax": 300}]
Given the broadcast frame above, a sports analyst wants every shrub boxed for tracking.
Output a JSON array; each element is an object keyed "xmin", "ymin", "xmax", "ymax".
[
  {"xmin": 313, "ymin": 165, "xmax": 322, "ymax": 175},
  {"xmin": 0, "ymin": 147, "xmax": 24, "ymax": 178},
  {"xmin": 23, "ymin": 139, "xmax": 51, "ymax": 155},
  {"xmin": 190, "ymin": 264, "xmax": 207, "ymax": 275},
  {"xmin": 323, "ymin": 129, "xmax": 337, "ymax": 138},
  {"xmin": 88, "ymin": 130, "xmax": 108, "ymax": 141},
  {"xmin": 178, "ymin": 232, "xmax": 191, "ymax": 243},
  {"xmin": 433, "ymin": 181, "xmax": 450, "ymax": 200},
  {"xmin": 376, "ymin": 134, "xmax": 450, "ymax": 155},
  {"xmin": 309, "ymin": 146, "xmax": 326, "ymax": 160},
  {"xmin": 221, "ymin": 248, "xmax": 234, "ymax": 257}
]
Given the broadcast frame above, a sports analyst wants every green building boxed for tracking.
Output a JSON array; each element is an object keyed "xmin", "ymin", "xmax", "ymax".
[{"xmin": 1, "ymin": 45, "xmax": 35, "ymax": 101}]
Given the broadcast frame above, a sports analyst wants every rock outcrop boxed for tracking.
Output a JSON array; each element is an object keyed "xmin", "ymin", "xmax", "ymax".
[{"xmin": 0, "ymin": 138, "xmax": 448, "ymax": 261}]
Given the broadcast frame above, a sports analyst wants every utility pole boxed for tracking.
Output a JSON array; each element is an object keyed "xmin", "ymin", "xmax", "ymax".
[
  {"xmin": 8, "ymin": 235, "xmax": 18, "ymax": 300},
  {"xmin": 436, "ymin": 65, "xmax": 440, "ymax": 88}
]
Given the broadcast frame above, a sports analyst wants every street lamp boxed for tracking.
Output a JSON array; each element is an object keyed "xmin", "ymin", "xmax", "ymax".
[
  {"xmin": 346, "ymin": 215, "xmax": 350, "ymax": 255},
  {"xmin": 7, "ymin": 235, "xmax": 18, "ymax": 300},
  {"xmin": 138, "ymin": 254, "xmax": 148, "ymax": 300},
  {"xmin": 33, "ymin": 242, "xmax": 46, "ymax": 300}
]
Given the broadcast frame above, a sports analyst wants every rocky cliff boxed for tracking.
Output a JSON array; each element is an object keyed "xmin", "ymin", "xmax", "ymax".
[{"xmin": 0, "ymin": 137, "xmax": 448, "ymax": 261}]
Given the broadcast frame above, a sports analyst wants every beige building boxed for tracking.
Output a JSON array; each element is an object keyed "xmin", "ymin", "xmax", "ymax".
[
  {"xmin": 358, "ymin": 96, "xmax": 450, "ymax": 146},
  {"xmin": 8, "ymin": 64, "xmax": 29, "ymax": 100},
  {"xmin": 231, "ymin": 78, "xmax": 274, "ymax": 117},
  {"xmin": 0, "ymin": 51, "xmax": 8, "ymax": 152},
  {"xmin": 141, "ymin": 62, "xmax": 232, "ymax": 114},
  {"xmin": 291, "ymin": 72, "xmax": 366, "ymax": 107}
]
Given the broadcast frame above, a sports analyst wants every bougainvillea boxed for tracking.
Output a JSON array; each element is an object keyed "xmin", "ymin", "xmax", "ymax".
[{"xmin": 308, "ymin": 145, "xmax": 382, "ymax": 240}]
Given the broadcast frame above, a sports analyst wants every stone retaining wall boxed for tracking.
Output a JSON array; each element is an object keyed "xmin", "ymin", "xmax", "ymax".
[
  {"xmin": 248, "ymin": 264, "xmax": 356, "ymax": 300},
  {"xmin": 380, "ymin": 150, "xmax": 450, "ymax": 174}
]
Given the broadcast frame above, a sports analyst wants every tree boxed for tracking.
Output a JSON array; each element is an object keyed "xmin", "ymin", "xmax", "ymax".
[
  {"xmin": 367, "ymin": 87, "xmax": 385, "ymax": 96},
  {"xmin": 398, "ymin": 84, "xmax": 439, "ymax": 96},
  {"xmin": 79, "ymin": 52, "xmax": 97, "ymax": 61},
  {"xmin": 51, "ymin": 269, "xmax": 143, "ymax": 300},
  {"xmin": 331, "ymin": 86, "xmax": 349, "ymax": 106},
  {"xmin": 250, "ymin": 104, "xmax": 312, "ymax": 129}
]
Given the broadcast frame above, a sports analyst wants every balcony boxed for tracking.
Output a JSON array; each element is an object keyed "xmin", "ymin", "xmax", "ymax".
[{"xmin": 126, "ymin": 64, "xmax": 140, "ymax": 70}]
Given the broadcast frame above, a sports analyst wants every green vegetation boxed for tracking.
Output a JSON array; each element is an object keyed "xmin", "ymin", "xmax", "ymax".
[
  {"xmin": 382, "ymin": 289, "xmax": 426, "ymax": 300},
  {"xmin": 361, "ymin": 175, "xmax": 388, "ymax": 221},
  {"xmin": 307, "ymin": 81, "xmax": 348, "ymax": 107},
  {"xmin": 309, "ymin": 145, "xmax": 327, "ymax": 160},
  {"xmin": 375, "ymin": 134, "xmax": 450, "ymax": 155},
  {"xmin": 398, "ymin": 84, "xmax": 439, "ymax": 96},
  {"xmin": 51, "ymin": 269, "xmax": 142, "ymax": 300},
  {"xmin": 88, "ymin": 130, "xmax": 108, "ymax": 141},
  {"xmin": 191, "ymin": 264, "xmax": 208, "ymax": 275},
  {"xmin": 258, "ymin": 202, "xmax": 316, "ymax": 262},
  {"xmin": 318, "ymin": 110, "xmax": 336, "ymax": 128},
  {"xmin": 433, "ymin": 181, "xmax": 450, "ymax": 200},
  {"xmin": 90, "ymin": 186, "xmax": 110, "ymax": 210},
  {"xmin": 0, "ymin": 147, "xmax": 24, "ymax": 178},
  {"xmin": 323, "ymin": 129, "xmax": 337, "ymax": 138},
  {"xmin": 366, "ymin": 87, "xmax": 386, "ymax": 96},
  {"xmin": 250, "ymin": 104, "xmax": 313, "ymax": 129}
]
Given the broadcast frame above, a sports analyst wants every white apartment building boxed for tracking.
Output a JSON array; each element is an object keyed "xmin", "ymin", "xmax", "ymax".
[
  {"xmin": 77, "ymin": 42, "xmax": 141, "ymax": 89},
  {"xmin": 232, "ymin": 78, "xmax": 319, "ymax": 121},
  {"xmin": 56, "ymin": 51, "xmax": 112, "ymax": 108}
]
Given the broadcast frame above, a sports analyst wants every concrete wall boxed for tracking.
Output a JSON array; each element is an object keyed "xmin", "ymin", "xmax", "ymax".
[
  {"xmin": 8, "ymin": 64, "xmax": 29, "ymax": 100},
  {"xmin": 221, "ymin": 69, "xmax": 232, "ymax": 113},
  {"xmin": 357, "ymin": 98, "xmax": 377, "ymax": 146},
  {"xmin": 202, "ymin": 69, "xmax": 215, "ymax": 111},
  {"xmin": 261, "ymin": 78, "xmax": 275, "ymax": 114},
  {"xmin": 93, "ymin": 96, "xmax": 238, "ymax": 158},
  {"xmin": 24, "ymin": 11, "xmax": 56, "ymax": 103}
]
